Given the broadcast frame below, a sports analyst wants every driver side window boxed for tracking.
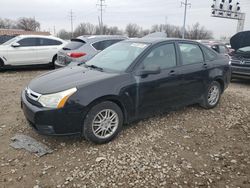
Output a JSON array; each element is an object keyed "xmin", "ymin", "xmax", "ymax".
[{"xmin": 140, "ymin": 43, "xmax": 177, "ymax": 70}]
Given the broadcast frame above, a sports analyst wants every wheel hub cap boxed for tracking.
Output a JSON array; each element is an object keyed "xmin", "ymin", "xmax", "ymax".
[
  {"xmin": 92, "ymin": 109, "xmax": 119, "ymax": 139},
  {"xmin": 208, "ymin": 85, "xmax": 220, "ymax": 106}
]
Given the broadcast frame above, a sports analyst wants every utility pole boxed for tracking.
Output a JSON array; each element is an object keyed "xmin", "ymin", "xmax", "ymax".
[
  {"xmin": 181, "ymin": 0, "xmax": 191, "ymax": 39},
  {"xmin": 53, "ymin": 25, "xmax": 56, "ymax": 36},
  {"xmin": 97, "ymin": 0, "xmax": 106, "ymax": 35},
  {"xmin": 69, "ymin": 10, "xmax": 74, "ymax": 38}
]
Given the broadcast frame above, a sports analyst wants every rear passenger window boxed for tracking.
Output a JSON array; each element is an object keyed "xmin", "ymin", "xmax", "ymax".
[
  {"xmin": 92, "ymin": 40, "xmax": 122, "ymax": 51},
  {"xmin": 18, "ymin": 38, "xmax": 38, "ymax": 47},
  {"xmin": 141, "ymin": 43, "xmax": 177, "ymax": 70},
  {"xmin": 179, "ymin": 43, "xmax": 204, "ymax": 65},
  {"xmin": 200, "ymin": 45, "xmax": 217, "ymax": 61},
  {"xmin": 39, "ymin": 38, "xmax": 62, "ymax": 46}
]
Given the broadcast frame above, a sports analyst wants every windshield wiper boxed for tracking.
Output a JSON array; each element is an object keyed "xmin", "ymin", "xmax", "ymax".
[{"xmin": 84, "ymin": 64, "xmax": 103, "ymax": 71}]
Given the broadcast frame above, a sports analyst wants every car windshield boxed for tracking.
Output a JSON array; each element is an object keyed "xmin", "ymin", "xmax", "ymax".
[
  {"xmin": 85, "ymin": 41, "xmax": 149, "ymax": 72},
  {"xmin": 2, "ymin": 36, "xmax": 20, "ymax": 45},
  {"xmin": 237, "ymin": 46, "xmax": 250, "ymax": 53}
]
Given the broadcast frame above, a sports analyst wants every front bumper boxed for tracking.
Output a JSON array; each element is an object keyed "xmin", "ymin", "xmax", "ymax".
[
  {"xmin": 231, "ymin": 65, "xmax": 250, "ymax": 79},
  {"xmin": 21, "ymin": 91, "xmax": 83, "ymax": 136}
]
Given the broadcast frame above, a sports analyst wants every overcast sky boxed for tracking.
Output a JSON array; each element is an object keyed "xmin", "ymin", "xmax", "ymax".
[{"xmin": 1, "ymin": 0, "xmax": 250, "ymax": 39}]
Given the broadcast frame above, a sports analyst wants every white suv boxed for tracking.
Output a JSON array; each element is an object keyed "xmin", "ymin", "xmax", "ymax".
[{"xmin": 0, "ymin": 35, "xmax": 67, "ymax": 68}]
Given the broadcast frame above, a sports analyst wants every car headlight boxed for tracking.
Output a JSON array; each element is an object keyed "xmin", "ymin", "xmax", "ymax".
[{"xmin": 38, "ymin": 88, "xmax": 77, "ymax": 109}]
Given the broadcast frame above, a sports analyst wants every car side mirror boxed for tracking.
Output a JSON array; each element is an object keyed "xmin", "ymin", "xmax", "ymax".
[
  {"xmin": 11, "ymin": 42, "xmax": 20, "ymax": 47},
  {"xmin": 135, "ymin": 66, "xmax": 161, "ymax": 76}
]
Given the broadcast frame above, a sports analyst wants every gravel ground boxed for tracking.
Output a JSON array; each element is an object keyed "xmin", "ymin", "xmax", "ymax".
[{"xmin": 0, "ymin": 69, "xmax": 250, "ymax": 188}]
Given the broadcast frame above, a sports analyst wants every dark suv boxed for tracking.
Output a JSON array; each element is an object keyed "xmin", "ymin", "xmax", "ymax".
[{"xmin": 230, "ymin": 31, "xmax": 250, "ymax": 79}]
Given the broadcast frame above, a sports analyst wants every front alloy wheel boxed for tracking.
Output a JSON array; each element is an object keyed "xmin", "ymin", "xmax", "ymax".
[
  {"xmin": 92, "ymin": 109, "xmax": 119, "ymax": 139},
  {"xmin": 83, "ymin": 101, "xmax": 123, "ymax": 144}
]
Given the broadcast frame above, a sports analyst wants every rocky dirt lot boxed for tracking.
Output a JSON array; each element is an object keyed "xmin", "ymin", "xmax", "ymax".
[{"xmin": 0, "ymin": 69, "xmax": 250, "ymax": 188}]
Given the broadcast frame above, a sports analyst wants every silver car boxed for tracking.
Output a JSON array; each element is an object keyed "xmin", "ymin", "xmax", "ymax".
[{"xmin": 55, "ymin": 35, "xmax": 127, "ymax": 67}]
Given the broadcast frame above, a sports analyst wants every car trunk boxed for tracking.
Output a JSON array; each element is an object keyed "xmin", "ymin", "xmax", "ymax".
[{"xmin": 57, "ymin": 38, "xmax": 86, "ymax": 65}]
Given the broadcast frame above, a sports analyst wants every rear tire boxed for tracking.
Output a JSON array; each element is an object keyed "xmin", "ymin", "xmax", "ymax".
[
  {"xmin": 50, "ymin": 55, "xmax": 57, "ymax": 69},
  {"xmin": 200, "ymin": 81, "xmax": 221, "ymax": 109},
  {"xmin": 83, "ymin": 101, "xmax": 123, "ymax": 144},
  {"xmin": 0, "ymin": 58, "xmax": 4, "ymax": 69}
]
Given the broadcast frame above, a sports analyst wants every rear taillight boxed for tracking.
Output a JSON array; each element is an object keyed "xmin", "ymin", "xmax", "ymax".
[{"xmin": 67, "ymin": 52, "xmax": 86, "ymax": 58}]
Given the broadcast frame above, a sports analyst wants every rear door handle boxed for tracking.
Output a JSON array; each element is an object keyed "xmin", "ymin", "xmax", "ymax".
[
  {"xmin": 203, "ymin": 63, "xmax": 209, "ymax": 68},
  {"xmin": 168, "ymin": 70, "xmax": 176, "ymax": 76}
]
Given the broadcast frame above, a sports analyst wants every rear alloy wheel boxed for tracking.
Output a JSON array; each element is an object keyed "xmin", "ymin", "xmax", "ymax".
[
  {"xmin": 83, "ymin": 101, "xmax": 123, "ymax": 144},
  {"xmin": 201, "ymin": 81, "xmax": 221, "ymax": 109}
]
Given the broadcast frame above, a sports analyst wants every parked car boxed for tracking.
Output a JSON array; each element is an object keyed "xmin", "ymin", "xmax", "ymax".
[
  {"xmin": 230, "ymin": 31, "xmax": 250, "ymax": 79},
  {"xmin": 55, "ymin": 35, "xmax": 127, "ymax": 67},
  {"xmin": 198, "ymin": 40, "xmax": 230, "ymax": 58},
  {"xmin": 0, "ymin": 35, "xmax": 66, "ymax": 69},
  {"xmin": 0, "ymin": 35, "xmax": 16, "ymax": 45},
  {"xmin": 21, "ymin": 38, "xmax": 231, "ymax": 144}
]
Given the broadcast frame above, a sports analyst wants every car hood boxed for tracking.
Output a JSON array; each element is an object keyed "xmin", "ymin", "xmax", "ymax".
[
  {"xmin": 230, "ymin": 31, "xmax": 250, "ymax": 51},
  {"xmin": 28, "ymin": 66, "xmax": 119, "ymax": 94}
]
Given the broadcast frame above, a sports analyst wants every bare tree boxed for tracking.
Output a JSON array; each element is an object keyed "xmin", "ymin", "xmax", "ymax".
[
  {"xmin": 0, "ymin": 18, "xmax": 16, "ymax": 29},
  {"xmin": 16, "ymin": 17, "xmax": 40, "ymax": 31},
  {"xmin": 125, "ymin": 23, "xmax": 141, "ymax": 37},
  {"xmin": 186, "ymin": 23, "xmax": 213, "ymax": 40},
  {"xmin": 140, "ymin": 29, "xmax": 150, "ymax": 37},
  {"xmin": 107, "ymin": 26, "xmax": 122, "ymax": 35},
  {"xmin": 57, "ymin": 29, "xmax": 71, "ymax": 40},
  {"xmin": 74, "ymin": 23, "xmax": 96, "ymax": 37}
]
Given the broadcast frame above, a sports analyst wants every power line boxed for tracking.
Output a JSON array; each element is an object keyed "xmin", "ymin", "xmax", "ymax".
[
  {"xmin": 96, "ymin": 0, "xmax": 106, "ymax": 35},
  {"xmin": 181, "ymin": 0, "xmax": 191, "ymax": 39}
]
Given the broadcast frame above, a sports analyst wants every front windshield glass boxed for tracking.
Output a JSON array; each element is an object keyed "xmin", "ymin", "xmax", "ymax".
[
  {"xmin": 85, "ymin": 41, "xmax": 149, "ymax": 72},
  {"xmin": 2, "ymin": 36, "xmax": 20, "ymax": 46},
  {"xmin": 237, "ymin": 46, "xmax": 250, "ymax": 53}
]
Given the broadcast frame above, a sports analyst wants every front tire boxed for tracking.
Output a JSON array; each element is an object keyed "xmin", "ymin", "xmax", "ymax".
[
  {"xmin": 83, "ymin": 101, "xmax": 123, "ymax": 144},
  {"xmin": 201, "ymin": 81, "xmax": 221, "ymax": 109}
]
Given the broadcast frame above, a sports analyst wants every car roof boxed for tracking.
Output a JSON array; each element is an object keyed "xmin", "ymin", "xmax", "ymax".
[
  {"xmin": 197, "ymin": 40, "xmax": 225, "ymax": 46},
  {"xmin": 17, "ymin": 35, "xmax": 65, "ymax": 41},
  {"xmin": 126, "ymin": 37, "xmax": 199, "ymax": 45},
  {"xmin": 76, "ymin": 35, "xmax": 128, "ymax": 43}
]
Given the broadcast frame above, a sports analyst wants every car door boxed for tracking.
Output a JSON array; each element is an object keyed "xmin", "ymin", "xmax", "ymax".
[
  {"xmin": 176, "ymin": 42, "xmax": 208, "ymax": 104},
  {"xmin": 7, "ymin": 37, "xmax": 38, "ymax": 65},
  {"xmin": 134, "ymin": 42, "xmax": 183, "ymax": 118},
  {"xmin": 36, "ymin": 38, "xmax": 62, "ymax": 64}
]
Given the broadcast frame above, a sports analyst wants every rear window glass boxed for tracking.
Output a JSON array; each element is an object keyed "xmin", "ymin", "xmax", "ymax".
[
  {"xmin": 92, "ymin": 40, "xmax": 122, "ymax": 51},
  {"xmin": 63, "ymin": 39, "xmax": 85, "ymax": 50},
  {"xmin": 200, "ymin": 45, "xmax": 217, "ymax": 61}
]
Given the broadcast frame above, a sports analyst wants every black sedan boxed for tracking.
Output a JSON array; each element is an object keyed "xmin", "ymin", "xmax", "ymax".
[{"xmin": 21, "ymin": 38, "xmax": 231, "ymax": 144}]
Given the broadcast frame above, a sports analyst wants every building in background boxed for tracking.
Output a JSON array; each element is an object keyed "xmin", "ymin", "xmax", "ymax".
[{"xmin": 0, "ymin": 29, "xmax": 50, "ymax": 44}]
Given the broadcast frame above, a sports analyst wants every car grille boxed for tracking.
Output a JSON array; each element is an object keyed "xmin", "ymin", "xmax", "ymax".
[
  {"xmin": 231, "ymin": 58, "xmax": 250, "ymax": 67},
  {"xmin": 25, "ymin": 88, "xmax": 43, "ymax": 107}
]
